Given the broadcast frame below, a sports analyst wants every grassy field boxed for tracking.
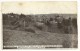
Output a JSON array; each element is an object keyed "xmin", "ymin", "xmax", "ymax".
[{"xmin": 3, "ymin": 28, "xmax": 77, "ymax": 48}]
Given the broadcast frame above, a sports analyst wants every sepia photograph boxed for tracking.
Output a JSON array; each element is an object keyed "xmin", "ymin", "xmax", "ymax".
[{"xmin": 2, "ymin": 1, "xmax": 78, "ymax": 49}]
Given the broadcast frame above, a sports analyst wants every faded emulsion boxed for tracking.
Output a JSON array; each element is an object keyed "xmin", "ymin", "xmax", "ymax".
[{"xmin": 2, "ymin": 2, "xmax": 77, "ymax": 49}]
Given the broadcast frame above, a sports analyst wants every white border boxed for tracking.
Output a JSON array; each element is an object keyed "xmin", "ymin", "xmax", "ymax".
[
  {"xmin": 0, "ymin": 0, "xmax": 77, "ymax": 2},
  {"xmin": 0, "ymin": 0, "xmax": 79, "ymax": 51}
]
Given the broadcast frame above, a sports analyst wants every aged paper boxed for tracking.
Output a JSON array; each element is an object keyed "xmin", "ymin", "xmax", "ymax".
[{"xmin": 2, "ymin": 1, "xmax": 77, "ymax": 49}]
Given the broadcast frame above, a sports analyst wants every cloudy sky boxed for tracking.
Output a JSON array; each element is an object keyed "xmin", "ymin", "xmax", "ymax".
[{"xmin": 2, "ymin": 1, "xmax": 77, "ymax": 14}]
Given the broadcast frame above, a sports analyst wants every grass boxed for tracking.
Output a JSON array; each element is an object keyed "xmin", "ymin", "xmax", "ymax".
[{"xmin": 3, "ymin": 28, "xmax": 77, "ymax": 48}]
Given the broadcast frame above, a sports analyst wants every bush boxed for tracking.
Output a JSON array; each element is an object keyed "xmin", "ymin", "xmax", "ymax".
[
  {"xmin": 34, "ymin": 23, "xmax": 44, "ymax": 30},
  {"xmin": 72, "ymin": 18, "xmax": 77, "ymax": 28},
  {"xmin": 24, "ymin": 27, "xmax": 35, "ymax": 33},
  {"xmin": 35, "ymin": 25, "xmax": 43, "ymax": 30}
]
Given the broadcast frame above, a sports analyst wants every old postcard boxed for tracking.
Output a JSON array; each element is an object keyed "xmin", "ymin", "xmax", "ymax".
[{"xmin": 2, "ymin": 1, "xmax": 78, "ymax": 49}]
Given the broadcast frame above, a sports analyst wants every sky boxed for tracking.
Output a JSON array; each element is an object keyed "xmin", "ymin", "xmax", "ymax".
[{"xmin": 2, "ymin": 1, "xmax": 77, "ymax": 14}]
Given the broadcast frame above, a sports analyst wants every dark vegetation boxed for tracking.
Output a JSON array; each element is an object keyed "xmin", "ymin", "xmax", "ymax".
[
  {"xmin": 72, "ymin": 18, "xmax": 77, "ymax": 28},
  {"xmin": 24, "ymin": 27, "xmax": 35, "ymax": 33},
  {"xmin": 3, "ymin": 13, "xmax": 77, "ymax": 34}
]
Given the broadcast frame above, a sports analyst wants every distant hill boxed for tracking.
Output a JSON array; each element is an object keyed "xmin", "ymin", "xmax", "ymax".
[
  {"xmin": 33, "ymin": 14, "xmax": 77, "ymax": 19},
  {"xmin": 2, "ymin": 13, "xmax": 77, "ymax": 20}
]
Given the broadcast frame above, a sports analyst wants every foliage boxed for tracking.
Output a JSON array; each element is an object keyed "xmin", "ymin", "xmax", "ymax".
[{"xmin": 72, "ymin": 18, "xmax": 77, "ymax": 28}]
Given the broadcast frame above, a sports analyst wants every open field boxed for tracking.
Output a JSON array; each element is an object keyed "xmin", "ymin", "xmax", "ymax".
[{"xmin": 3, "ymin": 28, "xmax": 77, "ymax": 48}]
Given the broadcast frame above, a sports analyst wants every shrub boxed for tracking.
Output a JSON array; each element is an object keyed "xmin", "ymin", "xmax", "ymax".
[
  {"xmin": 72, "ymin": 18, "xmax": 77, "ymax": 28},
  {"xmin": 24, "ymin": 27, "xmax": 35, "ymax": 33},
  {"xmin": 34, "ymin": 25, "xmax": 43, "ymax": 30}
]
